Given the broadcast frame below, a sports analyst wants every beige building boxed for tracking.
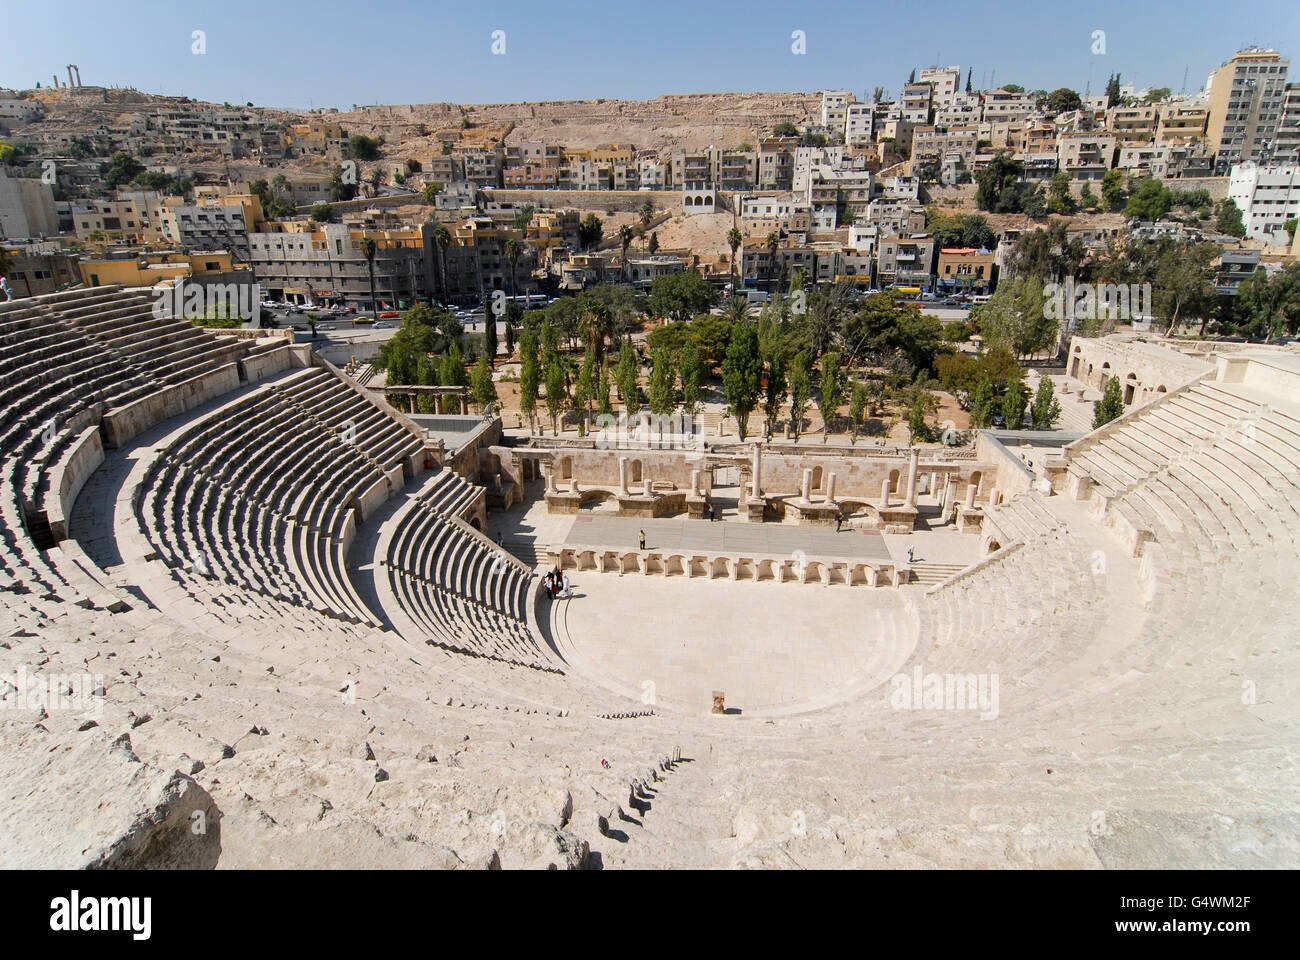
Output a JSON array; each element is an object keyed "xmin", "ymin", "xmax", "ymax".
[{"xmin": 1205, "ymin": 47, "xmax": 1291, "ymax": 174}]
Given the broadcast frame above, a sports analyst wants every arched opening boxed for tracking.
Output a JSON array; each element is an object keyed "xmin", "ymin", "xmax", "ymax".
[
  {"xmin": 811, "ymin": 465, "xmax": 823, "ymax": 490},
  {"xmin": 559, "ymin": 456, "xmax": 572, "ymax": 480},
  {"xmin": 969, "ymin": 471, "xmax": 983, "ymax": 495},
  {"xmin": 888, "ymin": 469, "xmax": 901, "ymax": 494},
  {"xmin": 469, "ymin": 516, "xmax": 482, "ymax": 531},
  {"xmin": 629, "ymin": 459, "xmax": 643, "ymax": 483},
  {"xmin": 1156, "ymin": 384, "xmax": 1167, "ymax": 394},
  {"xmin": 1123, "ymin": 373, "xmax": 1137, "ymax": 405},
  {"xmin": 987, "ymin": 538, "xmax": 1002, "ymax": 554}
]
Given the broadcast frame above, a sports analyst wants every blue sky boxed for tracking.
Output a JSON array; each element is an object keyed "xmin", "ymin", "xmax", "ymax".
[{"xmin": 5, "ymin": 0, "xmax": 1298, "ymax": 109}]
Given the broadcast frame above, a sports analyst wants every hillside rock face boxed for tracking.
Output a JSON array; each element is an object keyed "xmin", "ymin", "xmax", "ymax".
[{"xmin": 0, "ymin": 723, "xmax": 220, "ymax": 869}]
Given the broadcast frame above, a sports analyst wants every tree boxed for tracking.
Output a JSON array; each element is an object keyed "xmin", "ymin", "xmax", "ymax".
[
  {"xmin": 1001, "ymin": 379, "xmax": 1029, "ymax": 429},
  {"xmin": 679, "ymin": 338, "xmax": 704, "ymax": 414},
  {"xmin": 1105, "ymin": 73, "xmax": 1122, "ymax": 109},
  {"xmin": 976, "ymin": 274, "xmax": 1055, "ymax": 358},
  {"xmin": 1030, "ymin": 376, "xmax": 1062, "ymax": 429},
  {"xmin": 433, "ymin": 224, "xmax": 452, "ymax": 304},
  {"xmin": 544, "ymin": 349, "xmax": 567, "ymax": 435},
  {"xmin": 965, "ymin": 68, "xmax": 973, "ymax": 94},
  {"xmin": 787, "ymin": 351, "xmax": 811, "ymax": 440},
  {"xmin": 618, "ymin": 224, "xmax": 634, "ymax": 281},
  {"xmin": 1048, "ymin": 172, "xmax": 1077, "ymax": 215},
  {"xmin": 639, "ymin": 199, "xmax": 655, "ymax": 230},
  {"xmin": 773, "ymin": 122, "xmax": 799, "ymax": 137},
  {"xmin": 1234, "ymin": 262, "xmax": 1300, "ymax": 341},
  {"xmin": 721, "ymin": 322, "xmax": 762, "ymax": 440},
  {"xmin": 505, "ymin": 237, "xmax": 522, "ymax": 298},
  {"xmin": 908, "ymin": 396, "xmax": 930, "ymax": 443},
  {"xmin": 647, "ymin": 272, "xmax": 715, "ymax": 323},
  {"xmin": 648, "ymin": 232, "xmax": 659, "ymax": 254},
  {"xmin": 1153, "ymin": 241, "xmax": 1219, "ymax": 335},
  {"xmin": 471, "ymin": 355, "xmax": 498, "ymax": 414},
  {"xmin": 482, "ymin": 291, "xmax": 498, "ymax": 367},
  {"xmin": 582, "ymin": 299, "xmax": 613, "ymax": 368},
  {"xmin": 765, "ymin": 232, "xmax": 781, "ymax": 292},
  {"xmin": 1079, "ymin": 183, "xmax": 1099, "ymax": 211},
  {"xmin": 817, "ymin": 351, "xmax": 844, "ymax": 442},
  {"xmin": 438, "ymin": 341, "xmax": 470, "ymax": 414},
  {"xmin": 309, "ymin": 203, "xmax": 335, "ymax": 222},
  {"xmin": 761, "ymin": 350, "xmax": 786, "ymax": 439},
  {"xmin": 648, "ymin": 347, "xmax": 676, "ymax": 415},
  {"xmin": 1093, "ymin": 376, "xmax": 1124, "ymax": 429},
  {"xmin": 1125, "ymin": 177, "xmax": 1173, "ymax": 221},
  {"xmin": 102, "ymin": 151, "xmax": 145, "ymax": 188},
  {"xmin": 572, "ymin": 349, "xmax": 597, "ymax": 436},
  {"xmin": 1101, "ymin": 169, "xmax": 1128, "ymax": 211},
  {"xmin": 422, "ymin": 182, "xmax": 442, "ymax": 205},
  {"xmin": 578, "ymin": 213, "xmax": 603, "ymax": 250},
  {"xmin": 1215, "ymin": 199, "xmax": 1246, "ymax": 237},
  {"xmin": 598, "ymin": 362, "xmax": 613, "ymax": 416},
  {"xmin": 519, "ymin": 326, "xmax": 540, "ymax": 432},
  {"xmin": 615, "ymin": 337, "xmax": 639, "ymax": 411},
  {"xmin": 359, "ymin": 236, "xmax": 379, "ymax": 318},
  {"xmin": 848, "ymin": 381, "xmax": 868, "ymax": 444},
  {"xmin": 727, "ymin": 226, "xmax": 743, "ymax": 292},
  {"xmin": 1043, "ymin": 88, "xmax": 1083, "ymax": 114},
  {"xmin": 347, "ymin": 135, "xmax": 382, "ymax": 161},
  {"xmin": 975, "ymin": 151, "xmax": 1024, "ymax": 213},
  {"xmin": 970, "ymin": 376, "xmax": 996, "ymax": 428}
]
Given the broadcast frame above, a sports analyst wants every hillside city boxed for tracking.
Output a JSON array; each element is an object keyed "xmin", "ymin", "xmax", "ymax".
[{"xmin": 1, "ymin": 25, "xmax": 1298, "ymax": 889}]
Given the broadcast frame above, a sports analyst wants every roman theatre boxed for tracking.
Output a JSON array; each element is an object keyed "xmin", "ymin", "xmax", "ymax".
[{"xmin": 2, "ymin": 287, "xmax": 1297, "ymax": 869}]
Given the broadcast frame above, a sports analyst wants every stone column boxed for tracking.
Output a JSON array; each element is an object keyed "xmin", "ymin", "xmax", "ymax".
[
  {"xmin": 618, "ymin": 457, "xmax": 629, "ymax": 496},
  {"xmin": 691, "ymin": 469, "xmax": 701, "ymax": 497},
  {"xmin": 643, "ymin": 477, "xmax": 653, "ymax": 496},
  {"xmin": 826, "ymin": 472, "xmax": 837, "ymax": 503},
  {"xmin": 751, "ymin": 444, "xmax": 762, "ymax": 499},
  {"xmin": 989, "ymin": 487, "xmax": 999, "ymax": 507},
  {"xmin": 546, "ymin": 463, "xmax": 557, "ymax": 493},
  {"xmin": 964, "ymin": 483, "xmax": 977, "ymax": 509},
  {"xmin": 801, "ymin": 469, "xmax": 812, "ymax": 502},
  {"xmin": 928, "ymin": 471, "xmax": 938, "ymax": 498},
  {"xmin": 904, "ymin": 447, "xmax": 920, "ymax": 508},
  {"xmin": 880, "ymin": 477, "xmax": 891, "ymax": 507}
]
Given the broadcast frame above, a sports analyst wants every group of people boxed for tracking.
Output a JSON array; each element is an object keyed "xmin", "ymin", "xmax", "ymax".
[
  {"xmin": 544, "ymin": 567, "xmax": 571, "ymax": 600},
  {"xmin": 0, "ymin": 277, "xmax": 14, "ymax": 302}
]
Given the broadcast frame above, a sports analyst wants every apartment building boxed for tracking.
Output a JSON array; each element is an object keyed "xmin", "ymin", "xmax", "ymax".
[
  {"xmin": 1275, "ymin": 84, "xmax": 1300, "ymax": 163},
  {"xmin": 936, "ymin": 247, "xmax": 997, "ymax": 294},
  {"xmin": 877, "ymin": 234, "xmax": 936, "ymax": 289},
  {"xmin": 457, "ymin": 147, "xmax": 504, "ymax": 188},
  {"xmin": 250, "ymin": 221, "xmax": 431, "ymax": 308},
  {"xmin": 845, "ymin": 103, "xmax": 876, "ymax": 146},
  {"xmin": 912, "ymin": 125, "xmax": 980, "ymax": 174},
  {"xmin": 1228, "ymin": 163, "xmax": 1300, "ymax": 243},
  {"xmin": 637, "ymin": 156, "xmax": 669, "ymax": 189},
  {"xmin": 1108, "ymin": 104, "xmax": 1160, "ymax": 141},
  {"xmin": 173, "ymin": 200, "xmax": 253, "ymax": 260},
  {"xmin": 918, "ymin": 66, "xmax": 963, "ymax": 107},
  {"xmin": 866, "ymin": 198, "xmax": 926, "ymax": 237},
  {"xmin": 758, "ymin": 137, "xmax": 799, "ymax": 190},
  {"xmin": 669, "ymin": 147, "xmax": 757, "ymax": 191},
  {"xmin": 0, "ymin": 243, "xmax": 77, "ymax": 296},
  {"xmin": 1155, "ymin": 104, "xmax": 1210, "ymax": 144},
  {"xmin": 936, "ymin": 92, "xmax": 982, "ymax": 127},
  {"xmin": 0, "ymin": 173, "xmax": 58, "ymax": 239},
  {"xmin": 503, "ymin": 141, "xmax": 562, "ymax": 188},
  {"xmin": 285, "ymin": 121, "xmax": 347, "ymax": 159},
  {"xmin": 822, "ymin": 91, "xmax": 851, "ymax": 131},
  {"xmin": 1205, "ymin": 47, "xmax": 1291, "ymax": 173},
  {"xmin": 1057, "ymin": 132, "xmax": 1117, "ymax": 179},
  {"xmin": 982, "ymin": 88, "xmax": 1038, "ymax": 124},
  {"xmin": 901, "ymin": 83, "xmax": 934, "ymax": 123}
]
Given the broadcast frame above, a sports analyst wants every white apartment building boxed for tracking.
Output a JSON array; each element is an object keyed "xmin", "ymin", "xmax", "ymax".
[
  {"xmin": 845, "ymin": 103, "xmax": 875, "ymax": 145},
  {"xmin": 821, "ymin": 90, "xmax": 851, "ymax": 131},
  {"xmin": 936, "ymin": 92, "xmax": 982, "ymax": 126},
  {"xmin": 918, "ymin": 66, "xmax": 963, "ymax": 107},
  {"xmin": 982, "ymin": 89, "xmax": 1039, "ymax": 124},
  {"xmin": 1228, "ymin": 163, "xmax": 1300, "ymax": 243}
]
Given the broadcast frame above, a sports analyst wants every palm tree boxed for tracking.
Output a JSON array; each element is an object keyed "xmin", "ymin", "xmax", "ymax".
[
  {"xmin": 722, "ymin": 295, "xmax": 752, "ymax": 325},
  {"xmin": 505, "ymin": 238, "xmax": 522, "ymax": 299},
  {"xmin": 359, "ymin": 235, "xmax": 378, "ymax": 318},
  {"xmin": 727, "ymin": 226, "xmax": 743, "ymax": 294},
  {"xmin": 618, "ymin": 224, "xmax": 634, "ymax": 283},
  {"xmin": 639, "ymin": 199, "xmax": 655, "ymax": 230},
  {"xmin": 583, "ymin": 301, "xmax": 613, "ymax": 368},
  {"xmin": 765, "ymin": 232, "xmax": 780, "ymax": 294},
  {"xmin": 271, "ymin": 173, "xmax": 290, "ymax": 204},
  {"xmin": 434, "ymin": 224, "xmax": 452, "ymax": 305}
]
